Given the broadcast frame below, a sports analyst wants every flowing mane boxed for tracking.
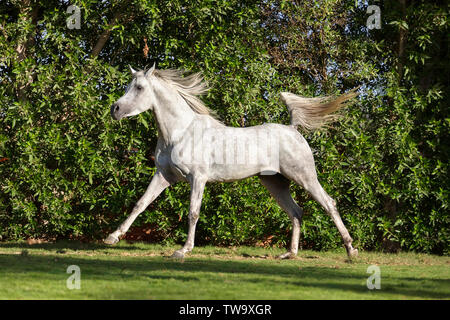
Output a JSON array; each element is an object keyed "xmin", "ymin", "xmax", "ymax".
[{"xmin": 153, "ymin": 68, "xmax": 217, "ymax": 118}]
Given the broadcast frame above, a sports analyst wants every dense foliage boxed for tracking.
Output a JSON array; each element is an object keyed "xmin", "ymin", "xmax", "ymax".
[{"xmin": 0, "ymin": 0, "xmax": 448, "ymax": 254}]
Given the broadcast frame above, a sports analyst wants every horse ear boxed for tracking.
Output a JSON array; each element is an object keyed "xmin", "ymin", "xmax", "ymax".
[
  {"xmin": 145, "ymin": 62, "xmax": 156, "ymax": 77},
  {"xmin": 129, "ymin": 65, "xmax": 137, "ymax": 75}
]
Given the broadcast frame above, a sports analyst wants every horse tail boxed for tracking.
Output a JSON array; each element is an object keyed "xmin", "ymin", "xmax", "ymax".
[{"xmin": 280, "ymin": 88, "xmax": 359, "ymax": 131}]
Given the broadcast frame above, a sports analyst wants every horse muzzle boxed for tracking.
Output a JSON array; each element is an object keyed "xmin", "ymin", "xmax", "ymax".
[{"xmin": 110, "ymin": 103, "xmax": 122, "ymax": 120}]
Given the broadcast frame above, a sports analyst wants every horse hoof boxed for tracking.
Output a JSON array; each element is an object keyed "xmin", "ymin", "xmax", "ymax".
[
  {"xmin": 104, "ymin": 234, "xmax": 119, "ymax": 245},
  {"xmin": 278, "ymin": 252, "xmax": 295, "ymax": 260},
  {"xmin": 347, "ymin": 248, "xmax": 358, "ymax": 258},
  {"xmin": 170, "ymin": 250, "xmax": 185, "ymax": 259}
]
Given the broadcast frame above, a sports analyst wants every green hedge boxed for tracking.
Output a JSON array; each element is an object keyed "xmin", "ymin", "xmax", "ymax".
[{"xmin": 0, "ymin": 0, "xmax": 448, "ymax": 254}]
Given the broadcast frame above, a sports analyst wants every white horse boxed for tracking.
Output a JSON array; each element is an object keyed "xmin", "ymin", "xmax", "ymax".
[{"xmin": 106, "ymin": 64, "xmax": 359, "ymax": 259}]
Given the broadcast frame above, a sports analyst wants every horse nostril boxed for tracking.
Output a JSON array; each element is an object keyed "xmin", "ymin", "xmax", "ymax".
[{"xmin": 111, "ymin": 103, "xmax": 121, "ymax": 120}]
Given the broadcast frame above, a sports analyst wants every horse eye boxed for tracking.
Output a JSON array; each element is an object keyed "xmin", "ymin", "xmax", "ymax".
[{"xmin": 136, "ymin": 85, "xmax": 143, "ymax": 91}]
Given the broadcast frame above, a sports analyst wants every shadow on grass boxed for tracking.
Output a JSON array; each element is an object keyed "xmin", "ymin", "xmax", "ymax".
[
  {"xmin": 0, "ymin": 240, "xmax": 147, "ymax": 252},
  {"xmin": 0, "ymin": 249, "xmax": 448, "ymax": 299}
]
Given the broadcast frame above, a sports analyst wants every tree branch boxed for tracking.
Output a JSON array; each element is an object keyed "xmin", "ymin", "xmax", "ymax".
[
  {"xmin": 397, "ymin": 0, "xmax": 408, "ymax": 82},
  {"xmin": 15, "ymin": 0, "xmax": 39, "ymax": 103},
  {"xmin": 90, "ymin": 0, "xmax": 134, "ymax": 59}
]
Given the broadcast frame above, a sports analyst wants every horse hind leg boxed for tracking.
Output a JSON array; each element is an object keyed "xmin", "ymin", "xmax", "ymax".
[
  {"xmin": 259, "ymin": 174, "xmax": 303, "ymax": 259},
  {"xmin": 288, "ymin": 169, "xmax": 358, "ymax": 258}
]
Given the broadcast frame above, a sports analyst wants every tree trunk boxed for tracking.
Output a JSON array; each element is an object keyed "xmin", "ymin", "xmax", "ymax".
[
  {"xmin": 15, "ymin": 1, "xmax": 39, "ymax": 103},
  {"xmin": 397, "ymin": 0, "xmax": 408, "ymax": 82}
]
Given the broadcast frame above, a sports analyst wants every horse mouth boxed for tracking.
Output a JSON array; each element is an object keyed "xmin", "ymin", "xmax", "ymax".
[
  {"xmin": 111, "ymin": 105, "xmax": 123, "ymax": 120},
  {"xmin": 111, "ymin": 113, "xmax": 121, "ymax": 120}
]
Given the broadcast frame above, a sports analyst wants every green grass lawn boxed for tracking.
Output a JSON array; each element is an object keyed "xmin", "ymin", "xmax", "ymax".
[{"xmin": 0, "ymin": 241, "xmax": 448, "ymax": 300}]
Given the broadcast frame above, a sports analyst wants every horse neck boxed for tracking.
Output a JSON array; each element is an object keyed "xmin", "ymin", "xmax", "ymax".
[{"xmin": 152, "ymin": 83, "xmax": 196, "ymax": 144}]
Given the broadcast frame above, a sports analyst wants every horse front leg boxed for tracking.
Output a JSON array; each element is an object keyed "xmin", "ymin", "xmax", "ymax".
[
  {"xmin": 104, "ymin": 170, "xmax": 171, "ymax": 245},
  {"xmin": 171, "ymin": 177, "xmax": 206, "ymax": 259}
]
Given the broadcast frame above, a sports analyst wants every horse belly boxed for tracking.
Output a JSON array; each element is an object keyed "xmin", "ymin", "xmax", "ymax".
[{"xmin": 207, "ymin": 164, "xmax": 264, "ymax": 182}]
